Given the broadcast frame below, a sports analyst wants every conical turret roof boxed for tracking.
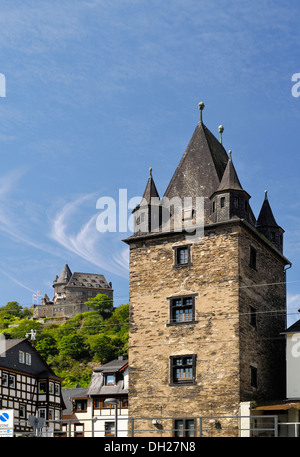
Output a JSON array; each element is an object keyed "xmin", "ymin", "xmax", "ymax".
[
  {"xmin": 256, "ymin": 191, "xmax": 279, "ymax": 228},
  {"xmin": 216, "ymin": 150, "xmax": 244, "ymax": 192},
  {"xmin": 55, "ymin": 263, "xmax": 72, "ymax": 284},
  {"xmin": 142, "ymin": 168, "xmax": 160, "ymax": 203}
]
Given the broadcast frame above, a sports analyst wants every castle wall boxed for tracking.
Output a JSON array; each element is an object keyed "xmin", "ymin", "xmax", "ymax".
[
  {"xmin": 238, "ymin": 224, "xmax": 287, "ymax": 401},
  {"xmin": 128, "ymin": 225, "xmax": 241, "ymax": 427},
  {"xmin": 127, "ymin": 220, "xmax": 288, "ymax": 436},
  {"xmin": 32, "ymin": 302, "xmax": 91, "ymax": 319}
]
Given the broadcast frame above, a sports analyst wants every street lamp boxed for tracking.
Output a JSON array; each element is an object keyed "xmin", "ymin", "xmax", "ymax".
[{"xmin": 104, "ymin": 398, "xmax": 119, "ymax": 437}]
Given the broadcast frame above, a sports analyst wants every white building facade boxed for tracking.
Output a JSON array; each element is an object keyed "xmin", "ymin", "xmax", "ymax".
[{"xmin": 62, "ymin": 357, "xmax": 128, "ymax": 437}]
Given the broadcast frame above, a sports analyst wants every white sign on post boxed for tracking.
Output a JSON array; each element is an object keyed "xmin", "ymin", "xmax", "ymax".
[{"xmin": 0, "ymin": 410, "xmax": 14, "ymax": 437}]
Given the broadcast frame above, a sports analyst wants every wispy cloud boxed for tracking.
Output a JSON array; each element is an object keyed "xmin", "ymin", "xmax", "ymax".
[
  {"xmin": 50, "ymin": 193, "xmax": 129, "ymax": 278},
  {"xmin": 0, "ymin": 269, "xmax": 36, "ymax": 294},
  {"xmin": 0, "ymin": 167, "xmax": 129, "ymax": 289},
  {"xmin": 0, "ymin": 168, "xmax": 61, "ymax": 255}
]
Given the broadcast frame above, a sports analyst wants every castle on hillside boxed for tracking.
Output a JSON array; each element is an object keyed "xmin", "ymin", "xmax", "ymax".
[
  {"xmin": 32, "ymin": 264, "xmax": 113, "ymax": 319},
  {"xmin": 123, "ymin": 102, "xmax": 291, "ymax": 436}
]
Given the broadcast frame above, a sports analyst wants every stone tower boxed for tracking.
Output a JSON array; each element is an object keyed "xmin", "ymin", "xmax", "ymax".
[{"xmin": 123, "ymin": 104, "xmax": 291, "ymax": 436}]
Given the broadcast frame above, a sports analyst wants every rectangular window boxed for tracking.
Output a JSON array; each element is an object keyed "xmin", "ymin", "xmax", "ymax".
[
  {"xmin": 2, "ymin": 373, "xmax": 16, "ymax": 388},
  {"xmin": 55, "ymin": 383, "xmax": 60, "ymax": 395},
  {"xmin": 104, "ymin": 374, "xmax": 115, "ymax": 385},
  {"xmin": 105, "ymin": 422, "xmax": 115, "ymax": 436},
  {"xmin": 49, "ymin": 382, "xmax": 54, "ymax": 394},
  {"xmin": 25, "ymin": 353, "xmax": 31, "ymax": 365},
  {"xmin": 2, "ymin": 373, "xmax": 8, "ymax": 386},
  {"xmin": 19, "ymin": 404, "xmax": 26, "ymax": 419},
  {"xmin": 169, "ymin": 295, "xmax": 196, "ymax": 324},
  {"xmin": 234, "ymin": 197, "xmax": 239, "ymax": 208},
  {"xmin": 94, "ymin": 398, "xmax": 101, "ymax": 409},
  {"xmin": 38, "ymin": 381, "xmax": 47, "ymax": 393},
  {"xmin": 74, "ymin": 400, "xmax": 87, "ymax": 412},
  {"xmin": 19, "ymin": 351, "xmax": 25, "ymax": 364},
  {"xmin": 173, "ymin": 245, "xmax": 191, "ymax": 267},
  {"xmin": 173, "ymin": 419, "xmax": 196, "ymax": 437},
  {"xmin": 120, "ymin": 398, "xmax": 128, "ymax": 409},
  {"xmin": 170, "ymin": 355, "xmax": 196, "ymax": 385},
  {"xmin": 250, "ymin": 365, "xmax": 258, "ymax": 388},
  {"xmin": 94, "ymin": 398, "xmax": 128, "ymax": 409},
  {"xmin": 249, "ymin": 305, "xmax": 257, "ymax": 328},
  {"xmin": 8, "ymin": 374, "xmax": 15, "ymax": 388},
  {"xmin": 38, "ymin": 408, "xmax": 47, "ymax": 419},
  {"xmin": 74, "ymin": 423, "xmax": 84, "ymax": 437},
  {"xmin": 178, "ymin": 247, "xmax": 189, "ymax": 264},
  {"xmin": 220, "ymin": 197, "xmax": 225, "ymax": 208},
  {"xmin": 249, "ymin": 246, "xmax": 257, "ymax": 269}
]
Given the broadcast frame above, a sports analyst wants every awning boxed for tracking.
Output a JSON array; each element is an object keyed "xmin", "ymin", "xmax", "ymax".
[{"xmin": 252, "ymin": 401, "xmax": 300, "ymax": 411}]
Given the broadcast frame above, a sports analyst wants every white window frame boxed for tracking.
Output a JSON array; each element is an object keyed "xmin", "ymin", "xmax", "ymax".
[
  {"xmin": 26, "ymin": 353, "xmax": 31, "ymax": 365},
  {"xmin": 19, "ymin": 351, "xmax": 25, "ymax": 364}
]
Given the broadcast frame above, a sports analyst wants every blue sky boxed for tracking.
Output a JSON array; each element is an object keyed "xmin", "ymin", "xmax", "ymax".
[{"xmin": 0, "ymin": 0, "xmax": 299, "ymax": 326}]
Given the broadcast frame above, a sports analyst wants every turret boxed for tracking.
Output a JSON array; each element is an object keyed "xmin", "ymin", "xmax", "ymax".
[
  {"xmin": 256, "ymin": 190, "xmax": 284, "ymax": 253},
  {"xmin": 209, "ymin": 150, "xmax": 252, "ymax": 224}
]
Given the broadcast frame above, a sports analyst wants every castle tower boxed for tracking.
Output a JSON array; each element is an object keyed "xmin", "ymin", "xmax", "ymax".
[
  {"xmin": 53, "ymin": 263, "xmax": 72, "ymax": 303},
  {"xmin": 123, "ymin": 104, "xmax": 291, "ymax": 436}
]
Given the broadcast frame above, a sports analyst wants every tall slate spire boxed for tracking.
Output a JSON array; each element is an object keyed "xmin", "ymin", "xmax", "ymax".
[{"xmin": 163, "ymin": 103, "xmax": 228, "ymax": 221}]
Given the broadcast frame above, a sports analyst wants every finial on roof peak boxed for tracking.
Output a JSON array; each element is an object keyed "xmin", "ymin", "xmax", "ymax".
[
  {"xmin": 149, "ymin": 167, "xmax": 152, "ymax": 177},
  {"xmin": 264, "ymin": 189, "xmax": 268, "ymax": 200},
  {"xmin": 198, "ymin": 101, "xmax": 205, "ymax": 123},
  {"xmin": 218, "ymin": 125, "xmax": 224, "ymax": 144},
  {"xmin": 228, "ymin": 150, "xmax": 232, "ymax": 160}
]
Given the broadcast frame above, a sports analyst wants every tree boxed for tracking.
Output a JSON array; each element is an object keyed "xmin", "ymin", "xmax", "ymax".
[
  {"xmin": 89, "ymin": 334, "xmax": 123, "ymax": 363},
  {"xmin": 79, "ymin": 311, "xmax": 105, "ymax": 335},
  {"xmin": 105, "ymin": 303, "xmax": 129, "ymax": 333},
  {"xmin": 0, "ymin": 302, "xmax": 32, "ymax": 327},
  {"xmin": 85, "ymin": 294, "xmax": 113, "ymax": 319},
  {"xmin": 35, "ymin": 334, "xmax": 58, "ymax": 360},
  {"xmin": 57, "ymin": 333, "xmax": 89, "ymax": 360},
  {"xmin": 0, "ymin": 301, "xmax": 23, "ymax": 315}
]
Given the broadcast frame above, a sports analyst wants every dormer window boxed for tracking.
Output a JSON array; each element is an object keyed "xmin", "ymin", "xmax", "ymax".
[{"xmin": 104, "ymin": 374, "xmax": 115, "ymax": 386}]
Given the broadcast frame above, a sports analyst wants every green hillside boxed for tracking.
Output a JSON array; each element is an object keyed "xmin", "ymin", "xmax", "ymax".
[{"xmin": 0, "ymin": 298, "xmax": 129, "ymax": 388}]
